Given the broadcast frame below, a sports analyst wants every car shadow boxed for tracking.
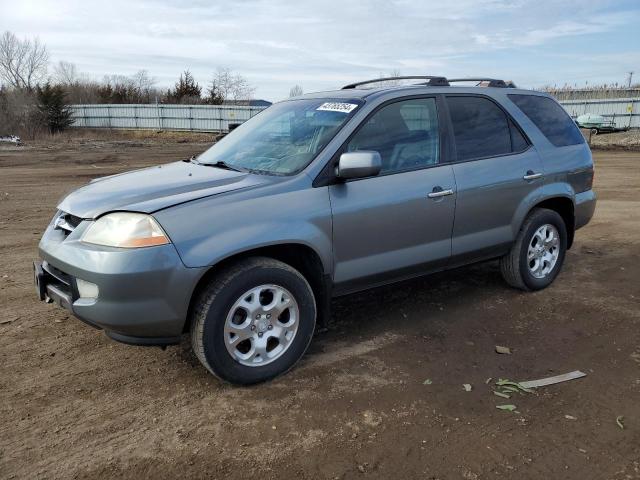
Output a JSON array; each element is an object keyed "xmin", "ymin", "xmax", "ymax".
[{"xmin": 327, "ymin": 260, "xmax": 505, "ymax": 327}]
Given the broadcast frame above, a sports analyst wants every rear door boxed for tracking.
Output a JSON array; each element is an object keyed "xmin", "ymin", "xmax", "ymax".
[
  {"xmin": 444, "ymin": 95, "xmax": 544, "ymax": 262},
  {"xmin": 329, "ymin": 96, "xmax": 456, "ymax": 293}
]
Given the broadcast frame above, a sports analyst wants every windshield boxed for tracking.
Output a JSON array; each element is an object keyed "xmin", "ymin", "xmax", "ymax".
[{"xmin": 197, "ymin": 99, "xmax": 362, "ymax": 175}]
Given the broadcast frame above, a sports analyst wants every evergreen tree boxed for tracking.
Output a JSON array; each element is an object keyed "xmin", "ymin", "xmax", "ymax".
[
  {"xmin": 167, "ymin": 70, "xmax": 201, "ymax": 103},
  {"xmin": 37, "ymin": 82, "xmax": 74, "ymax": 134},
  {"xmin": 206, "ymin": 82, "xmax": 224, "ymax": 105}
]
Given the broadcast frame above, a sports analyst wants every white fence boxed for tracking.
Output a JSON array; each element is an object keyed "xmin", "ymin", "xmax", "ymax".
[
  {"xmin": 69, "ymin": 97, "xmax": 640, "ymax": 133},
  {"xmin": 560, "ymin": 98, "xmax": 639, "ymax": 129},
  {"xmin": 69, "ymin": 104, "xmax": 266, "ymax": 133}
]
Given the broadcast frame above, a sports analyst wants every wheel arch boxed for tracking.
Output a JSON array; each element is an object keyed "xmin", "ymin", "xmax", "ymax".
[
  {"xmin": 525, "ymin": 196, "xmax": 575, "ymax": 248},
  {"xmin": 183, "ymin": 243, "xmax": 331, "ymax": 333}
]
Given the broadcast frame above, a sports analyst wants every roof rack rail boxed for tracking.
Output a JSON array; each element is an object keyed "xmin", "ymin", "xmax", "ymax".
[
  {"xmin": 342, "ymin": 76, "xmax": 450, "ymax": 89},
  {"xmin": 447, "ymin": 78, "xmax": 516, "ymax": 88}
]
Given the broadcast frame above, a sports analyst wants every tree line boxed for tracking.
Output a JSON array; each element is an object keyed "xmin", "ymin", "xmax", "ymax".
[
  {"xmin": 46, "ymin": 63, "xmax": 256, "ymax": 105},
  {"xmin": 0, "ymin": 31, "xmax": 257, "ymax": 138}
]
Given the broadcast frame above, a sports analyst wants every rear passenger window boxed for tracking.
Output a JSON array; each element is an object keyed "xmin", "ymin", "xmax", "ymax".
[
  {"xmin": 446, "ymin": 96, "xmax": 514, "ymax": 161},
  {"xmin": 347, "ymin": 98, "xmax": 439, "ymax": 174},
  {"xmin": 508, "ymin": 94, "xmax": 584, "ymax": 147}
]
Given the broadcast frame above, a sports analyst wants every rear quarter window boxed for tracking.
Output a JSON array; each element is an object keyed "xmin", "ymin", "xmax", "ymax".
[{"xmin": 508, "ymin": 94, "xmax": 584, "ymax": 147}]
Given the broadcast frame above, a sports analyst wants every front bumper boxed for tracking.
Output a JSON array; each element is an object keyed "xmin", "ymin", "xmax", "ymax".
[
  {"xmin": 34, "ymin": 260, "xmax": 76, "ymax": 311},
  {"xmin": 36, "ymin": 218, "xmax": 206, "ymax": 346}
]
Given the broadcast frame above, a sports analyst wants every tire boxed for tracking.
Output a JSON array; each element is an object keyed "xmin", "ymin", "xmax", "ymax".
[
  {"xmin": 500, "ymin": 208, "xmax": 568, "ymax": 291},
  {"xmin": 190, "ymin": 257, "xmax": 316, "ymax": 385}
]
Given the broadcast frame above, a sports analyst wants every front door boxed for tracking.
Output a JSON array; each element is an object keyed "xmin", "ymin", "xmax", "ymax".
[{"xmin": 329, "ymin": 97, "xmax": 456, "ymax": 293}]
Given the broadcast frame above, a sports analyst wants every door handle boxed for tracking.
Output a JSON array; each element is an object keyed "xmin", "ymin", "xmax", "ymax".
[
  {"xmin": 427, "ymin": 187, "xmax": 454, "ymax": 199},
  {"xmin": 523, "ymin": 171, "xmax": 543, "ymax": 181}
]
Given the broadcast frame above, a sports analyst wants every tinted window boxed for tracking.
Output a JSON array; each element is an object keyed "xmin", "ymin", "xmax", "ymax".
[
  {"xmin": 447, "ymin": 96, "xmax": 512, "ymax": 161},
  {"xmin": 510, "ymin": 119, "xmax": 529, "ymax": 152},
  {"xmin": 347, "ymin": 98, "xmax": 439, "ymax": 174},
  {"xmin": 508, "ymin": 94, "xmax": 584, "ymax": 147}
]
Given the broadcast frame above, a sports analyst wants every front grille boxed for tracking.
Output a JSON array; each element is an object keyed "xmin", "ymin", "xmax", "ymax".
[{"xmin": 54, "ymin": 211, "xmax": 82, "ymax": 236}]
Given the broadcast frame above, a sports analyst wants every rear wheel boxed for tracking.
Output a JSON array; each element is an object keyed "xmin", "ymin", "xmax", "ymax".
[
  {"xmin": 190, "ymin": 257, "xmax": 316, "ymax": 384},
  {"xmin": 500, "ymin": 208, "xmax": 568, "ymax": 291}
]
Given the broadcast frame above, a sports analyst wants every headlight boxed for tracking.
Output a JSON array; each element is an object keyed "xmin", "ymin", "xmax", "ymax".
[{"xmin": 81, "ymin": 212, "xmax": 170, "ymax": 248}]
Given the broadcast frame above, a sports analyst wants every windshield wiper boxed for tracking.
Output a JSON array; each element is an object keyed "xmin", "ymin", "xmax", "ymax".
[
  {"xmin": 183, "ymin": 156, "xmax": 244, "ymax": 172},
  {"xmin": 203, "ymin": 160, "xmax": 244, "ymax": 172}
]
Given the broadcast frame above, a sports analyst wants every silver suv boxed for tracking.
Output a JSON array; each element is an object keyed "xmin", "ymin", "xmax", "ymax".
[{"xmin": 35, "ymin": 76, "xmax": 596, "ymax": 384}]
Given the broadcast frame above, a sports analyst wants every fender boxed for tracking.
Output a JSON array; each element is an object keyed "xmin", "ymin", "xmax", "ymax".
[
  {"xmin": 511, "ymin": 181, "xmax": 575, "ymax": 236},
  {"xmin": 154, "ymin": 182, "xmax": 334, "ymax": 274}
]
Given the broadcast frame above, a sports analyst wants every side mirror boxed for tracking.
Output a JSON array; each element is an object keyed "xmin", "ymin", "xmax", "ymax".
[{"xmin": 336, "ymin": 151, "xmax": 382, "ymax": 180}]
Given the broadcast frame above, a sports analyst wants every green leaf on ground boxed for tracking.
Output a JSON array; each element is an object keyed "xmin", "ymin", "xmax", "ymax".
[
  {"xmin": 495, "ymin": 379, "xmax": 534, "ymax": 394},
  {"xmin": 500, "ymin": 386, "xmax": 523, "ymax": 394},
  {"xmin": 496, "ymin": 404, "xmax": 517, "ymax": 412}
]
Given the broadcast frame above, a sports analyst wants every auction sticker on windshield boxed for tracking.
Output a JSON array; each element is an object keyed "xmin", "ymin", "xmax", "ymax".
[{"xmin": 316, "ymin": 102, "xmax": 359, "ymax": 113}]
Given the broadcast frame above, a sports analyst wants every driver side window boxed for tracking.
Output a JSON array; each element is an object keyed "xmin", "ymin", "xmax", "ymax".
[{"xmin": 347, "ymin": 98, "xmax": 439, "ymax": 174}]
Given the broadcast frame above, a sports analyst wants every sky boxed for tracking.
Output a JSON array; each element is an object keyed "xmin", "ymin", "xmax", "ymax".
[{"xmin": 1, "ymin": 0, "xmax": 639, "ymax": 101}]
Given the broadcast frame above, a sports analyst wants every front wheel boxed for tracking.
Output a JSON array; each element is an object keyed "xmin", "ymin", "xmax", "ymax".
[
  {"xmin": 500, "ymin": 208, "xmax": 568, "ymax": 291},
  {"xmin": 190, "ymin": 257, "xmax": 316, "ymax": 384}
]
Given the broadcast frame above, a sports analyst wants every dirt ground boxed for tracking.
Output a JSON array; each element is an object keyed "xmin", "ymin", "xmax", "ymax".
[
  {"xmin": 587, "ymin": 129, "xmax": 640, "ymax": 151},
  {"xmin": 1, "ymin": 137, "xmax": 639, "ymax": 480}
]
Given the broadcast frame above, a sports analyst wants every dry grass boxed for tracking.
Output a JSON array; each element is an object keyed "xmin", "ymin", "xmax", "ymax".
[{"xmin": 20, "ymin": 128, "xmax": 221, "ymax": 147}]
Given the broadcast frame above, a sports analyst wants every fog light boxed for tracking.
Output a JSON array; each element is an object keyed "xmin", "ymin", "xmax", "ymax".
[{"xmin": 76, "ymin": 278, "xmax": 99, "ymax": 299}]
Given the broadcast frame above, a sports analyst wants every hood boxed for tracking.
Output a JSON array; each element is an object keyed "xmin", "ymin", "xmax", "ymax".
[{"xmin": 58, "ymin": 161, "xmax": 270, "ymax": 219}]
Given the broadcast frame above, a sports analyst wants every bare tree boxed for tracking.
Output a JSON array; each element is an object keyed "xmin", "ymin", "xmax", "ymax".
[
  {"xmin": 0, "ymin": 87, "xmax": 42, "ymax": 138},
  {"xmin": 231, "ymin": 73, "xmax": 254, "ymax": 102},
  {"xmin": 0, "ymin": 31, "xmax": 49, "ymax": 91},
  {"xmin": 208, "ymin": 67, "xmax": 255, "ymax": 104},
  {"xmin": 95, "ymin": 71, "xmax": 161, "ymax": 103},
  {"xmin": 130, "ymin": 69, "xmax": 156, "ymax": 102},
  {"xmin": 377, "ymin": 70, "xmax": 402, "ymax": 87},
  {"xmin": 289, "ymin": 85, "xmax": 303, "ymax": 97},
  {"xmin": 53, "ymin": 61, "xmax": 78, "ymax": 85},
  {"xmin": 64, "ymin": 78, "xmax": 101, "ymax": 104},
  {"xmin": 52, "ymin": 61, "xmax": 101, "ymax": 103}
]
